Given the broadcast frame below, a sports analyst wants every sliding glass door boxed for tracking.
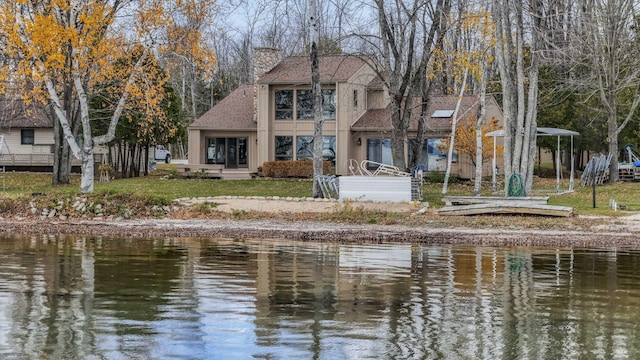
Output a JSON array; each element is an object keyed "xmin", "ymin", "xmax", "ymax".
[{"xmin": 206, "ymin": 137, "xmax": 247, "ymax": 168}]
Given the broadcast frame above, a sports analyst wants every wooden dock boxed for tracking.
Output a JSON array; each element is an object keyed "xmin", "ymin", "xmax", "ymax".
[{"xmin": 439, "ymin": 196, "xmax": 573, "ymax": 217}]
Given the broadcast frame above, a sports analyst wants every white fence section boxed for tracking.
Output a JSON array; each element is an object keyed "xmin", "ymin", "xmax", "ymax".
[{"xmin": 339, "ymin": 176, "xmax": 412, "ymax": 202}]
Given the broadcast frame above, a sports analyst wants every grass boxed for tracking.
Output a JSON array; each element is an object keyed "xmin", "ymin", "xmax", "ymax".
[
  {"xmin": 0, "ymin": 166, "xmax": 638, "ymax": 219},
  {"xmin": 426, "ymin": 177, "xmax": 640, "ymax": 217},
  {"xmin": 0, "ymin": 168, "xmax": 312, "ymax": 201}
]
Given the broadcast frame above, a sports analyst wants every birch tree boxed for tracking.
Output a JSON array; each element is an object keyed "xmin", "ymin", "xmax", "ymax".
[
  {"xmin": 310, "ymin": 0, "xmax": 325, "ymax": 198},
  {"xmin": 492, "ymin": 0, "xmax": 543, "ymax": 195},
  {"xmin": 0, "ymin": 0, "xmax": 215, "ymax": 193},
  {"xmin": 440, "ymin": 5, "xmax": 494, "ymax": 195},
  {"xmin": 462, "ymin": 6, "xmax": 494, "ymax": 195},
  {"xmin": 442, "ymin": 68, "xmax": 468, "ymax": 194}
]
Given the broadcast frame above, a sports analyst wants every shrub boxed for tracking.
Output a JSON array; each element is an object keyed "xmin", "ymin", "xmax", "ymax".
[{"xmin": 261, "ymin": 160, "xmax": 334, "ymax": 178}]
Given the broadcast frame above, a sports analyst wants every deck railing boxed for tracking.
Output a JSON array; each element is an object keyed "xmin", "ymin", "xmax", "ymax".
[{"xmin": 0, "ymin": 153, "xmax": 104, "ymax": 166}]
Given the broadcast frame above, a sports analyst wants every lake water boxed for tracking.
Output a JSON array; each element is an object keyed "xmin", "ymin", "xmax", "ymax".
[{"xmin": 0, "ymin": 234, "xmax": 638, "ymax": 359}]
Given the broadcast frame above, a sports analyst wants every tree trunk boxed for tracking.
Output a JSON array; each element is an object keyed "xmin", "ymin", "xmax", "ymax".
[
  {"xmin": 51, "ymin": 112, "xmax": 72, "ymax": 185},
  {"xmin": 121, "ymin": 141, "xmax": 129, "ymax": 178},
  {"xmin": 79, "ymin": 148, "xmax": 95, "ymax": 193},
  {"xmin": 474, "ymin": 64, "xmax": 488, "ymax": 196},
  {"xmin": 411, "ymin": 97, "xmax": 431, "ymax": 170},
  {"xmin": 128, "ymin": 144, "xmax": 137, "ymax": 178},
  {"xmin": 493, "ymin": 0, "xmax": 542, "ymax": 196},
  {"xmin": 608, "ymin": 110, "xmax": 619, "ymax": 183},
  {"xmin": 390, "ymin": 98, "xmax": 410, "ymax": 170},
  {"xmin": 310, "ymin": 0, "xmax": 324, "ymax": 198},
  {"xmin": 442, "ymin": 69, "xmax": 468, "ymax": 194},
  {"xmin": 143, "ymin": 144, "xmax": 150, "ymax": 176}
]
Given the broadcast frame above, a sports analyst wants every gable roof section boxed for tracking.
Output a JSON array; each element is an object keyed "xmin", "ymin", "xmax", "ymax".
[
  {"xmin": 0, "ymin": 99, "xmax": 51, "ymax": 129},
  {"xmin": 352, "ymin": 96, "xmax": 486, "ymax": 131},
  {"xmin": 257, "ymin": 55, "xmax": 369, "ymax": 84},
  {"xmin": 190, "ymin": 84, "xmax": 256, "ymax": 130}
]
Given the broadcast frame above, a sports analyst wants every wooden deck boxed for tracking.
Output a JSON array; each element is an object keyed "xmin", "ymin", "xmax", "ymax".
[
  {"xmin": 174, "ymin": 164, "xmax": 253, "ymax": 180},
  {"xmin": 0, "ymin": 153, "xmax": 105, "ymax": 167},
  {"xmin": 439, "ymin": 196, "xmax": 573, "ymax": 217}
]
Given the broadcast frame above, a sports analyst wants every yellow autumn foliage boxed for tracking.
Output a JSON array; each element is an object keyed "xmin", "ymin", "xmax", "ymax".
[
  {"xmin": 0, "ymin": 0, "xmax": 217, "ymax": 192},
  {"xmin": 444, "ymin": 114, "xmax": 503, "ymax": 167}
]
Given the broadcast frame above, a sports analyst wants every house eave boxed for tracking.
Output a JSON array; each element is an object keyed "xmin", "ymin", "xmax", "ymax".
[
  {"xmin": 351, "ymin": 127, "xmax": 452, "ymax": 133},
  {"xmin": 350, "ymin": 127, "xmax": 389, "ymax": 132},
  {"xmin": 189, "ymin": 126, "xmax": 257, "ymax": 132},
  {"xmin": 257, "ymin": 80, "xmax": 347, "ymax": 86}
]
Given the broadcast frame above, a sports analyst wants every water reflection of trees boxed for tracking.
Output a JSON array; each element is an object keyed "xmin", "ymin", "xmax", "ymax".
[
  {"xmin": 0, "ymin": 235, "xmax": 188, "ymax": 359},
  {"xmin": 3, "ymin": 236, "xmax": 640, "ymax": 359}
]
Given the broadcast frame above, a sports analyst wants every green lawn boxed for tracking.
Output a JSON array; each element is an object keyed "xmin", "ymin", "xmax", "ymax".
[
  {"xmin": 0, "ymin": 170, "xmax": 312, "ymax": 200},
  {"xmin": 0, "ymin": 167, "xmax": 638, "ymax": 217}
]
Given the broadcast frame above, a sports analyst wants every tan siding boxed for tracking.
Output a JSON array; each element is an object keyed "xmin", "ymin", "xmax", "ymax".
[
  {"xmin": 0, "ymin": 131, "xmax": 22, "ymax": 153},
  {"xmin": 257, "ymin": 84, "xmax": 270, "ymax": 167},
  {"xmin": 34, "ymin": 129, "xmax": 54, "ymax": 145},
  {"xmin": 0, "ymin": 129, "xmax": 51, "ymax": 154},
  {"xmin": 188, "ymin": 129, "xmax": 201, "ymax": 165},
  {"xmin": 366, "ymin": 90, "xmax": 387, "ymax": 110}
]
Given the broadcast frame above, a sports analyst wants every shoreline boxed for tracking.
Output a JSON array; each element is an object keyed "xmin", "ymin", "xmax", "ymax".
[{"xmin": 2, "ymin": 217, "xmax": 640, "ymax": 249}]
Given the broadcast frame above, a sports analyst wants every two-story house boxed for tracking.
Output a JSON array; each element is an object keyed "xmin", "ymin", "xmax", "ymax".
[{"xmin": 187, "ymin": 47, "xmax": 504, "ymax": 179}]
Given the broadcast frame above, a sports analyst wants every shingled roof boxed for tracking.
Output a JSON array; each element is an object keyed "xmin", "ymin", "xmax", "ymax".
[
  {"xmin": 190, "ymin": 84, "xmax": 256, "ymax": 130},
  {"xmin": 352, "ymin": 96, "xmax": 484, "ymax": 131},
  {"xmin": 257, "ymin": 55, "xmax": 369, "ymax": 84},
  {"xmin": 0, "ymin": 99, "xmax": 51, "ymax": 129}
]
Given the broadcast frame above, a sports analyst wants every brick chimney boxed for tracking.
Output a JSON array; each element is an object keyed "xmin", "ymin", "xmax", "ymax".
[{"xmin": 253, "ymin": 47, "xmax": 281, "ymax": 122}]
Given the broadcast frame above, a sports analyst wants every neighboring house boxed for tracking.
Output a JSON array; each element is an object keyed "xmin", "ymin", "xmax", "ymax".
[
  {"xmin": 187, "ymin": 47, "xmax": 504, "ymax": 179},
  {"xmin": 0, "ymin": 99, "xmax": 55, "ymax": 157},
  {"xmin": 0, "ymin": 99, "xmax": 107, "ymax": 170}
]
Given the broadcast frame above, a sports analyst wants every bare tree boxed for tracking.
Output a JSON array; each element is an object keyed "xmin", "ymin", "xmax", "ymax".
[
  {"xmin": 309, "ymin": 0, "xmax": 325, "ymax": 198},
  {"xmin": 570, "ymin": 0, "xmax": 640, "ymax": 182},
  {"xmin": 372, "ymin": 0, "xmax": 433, "ymax": 171},
  {"xmin": 492, "ymin": 0, "xmax": 543, "ymax": 195},
  {"xmin": 410, "ymin": 0, "xmax": 451, "ymax": 171}
]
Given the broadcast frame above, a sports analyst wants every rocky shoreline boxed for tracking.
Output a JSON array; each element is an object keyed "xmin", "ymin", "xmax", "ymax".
[
  {"xmin": 3, "ymin": 195, "xmax": 640, "ymax": 248},
  {"xmin": 2, "ymin": 216, "xmax": 640, "ymax": 249}
]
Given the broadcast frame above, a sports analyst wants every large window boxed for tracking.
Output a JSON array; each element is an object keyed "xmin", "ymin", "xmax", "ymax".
[
  {"xmin": 297, "ymin": 90, "xmax": 313, "ymax": 119},
  {"xmin": 322, "ymin": 89, "xmax": 336, "ymax": 119},
  {"xmin": 409, "ymin": 138, "xmax": 457, "ymax": 171},
  {"xmin": 366, "ymin": 139, "xmax": 393, "ymax": 169},
  {"xmin": 21, "ymin": 129, "xmax": 34, "ymax": 145},
  {"xmin": 276, "ymin": 135, "xmax": 336, "ymax": 162},
  {"xmin": 275, "ymin": 89, "xmax": 336, "ymax": 120},
  {"xmin": 295, "ymin": 136, "xmax": 336, "ymax": 162},
  {"xmin": 275, "ymin": 136, "xmax": 293, "ymax": 160},
  {"xmin": 296, "ymin": 136, "xmax": 314, "ymax": 159},
  {"xmin": 275, "ymin": 90, "xmax": 294, "ymax": 120}
]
